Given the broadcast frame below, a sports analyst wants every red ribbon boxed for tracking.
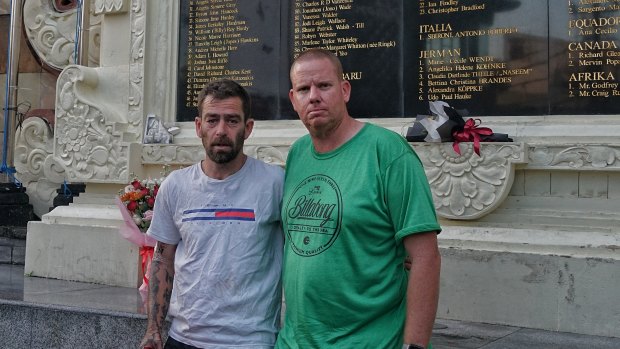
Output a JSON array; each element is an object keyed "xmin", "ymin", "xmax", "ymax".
[
  {"xmin": 139, "ymin": 246, "xmax": 154, "ymax": 285},
  {"xmin": 452, "ymin": 118, "xmax": 493, "ymax": 156}
]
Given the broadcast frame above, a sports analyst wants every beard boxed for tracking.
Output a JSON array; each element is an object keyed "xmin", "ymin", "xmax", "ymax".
[{"xmin": 205, "ymin": 130, "xmax": 245, "ymax": 164}]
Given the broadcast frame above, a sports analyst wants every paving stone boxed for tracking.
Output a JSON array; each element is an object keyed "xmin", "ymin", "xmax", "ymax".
[
  {"xmin": 12, "ymin": 245, "xmax": 25, "ymax": 265},
  {"xmin": 0, "ymin": 245, "xmax": 11, "ymax": 263},
  {"xmin": 484, "ymin": 328, "xmax": 620, "ymax": 349},
  {"xmin": 431, "ymin": 318, "xmax": 519, "ymax": 349},
  {"xmin": 0, "ymin": 303, "xmax": 32, "ymax": 349},
  {"xmin": 9, "ymin": 226, "xmax": 27, "ymax": 239}
]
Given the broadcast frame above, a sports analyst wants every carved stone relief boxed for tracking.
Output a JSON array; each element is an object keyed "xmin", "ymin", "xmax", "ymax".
[
  {"xmin": 13, "ymin": 0, "xmax": 140, "ymax": 212},
  {"xmin": 247, "ymin": 145, "xmax": 287, "ymax": 167},
  {"xmin": 54, "ymin": 65, "xmax": 129, "ymax": 182},
  {"xmin": 141, "ymin": 144, "xmax": 287, "ymax": 168},
  {"xmin": 127, "ymin": 0, "xmax": 145, "ymax": 135},
  {"xmin": 14, "ymin": 117, "xmax": 63, "ymax": 217},
  {"xmin": 141, "ymin": 145, "xmax": 203, "ymax": 165},
  {"xmin": 93, "ymin": 0, "xmax": 128, "ymax": 14},
  {"xmin": 528, "ymin": 145, "xmax": 620, "ymax": 170},
  {"xmin": 412, "ymin": 142, "xmax": 527, "ymax": 220},
  {"xmin": 23, "ymin": 0, "xmax": 101, "ymax": 70}
]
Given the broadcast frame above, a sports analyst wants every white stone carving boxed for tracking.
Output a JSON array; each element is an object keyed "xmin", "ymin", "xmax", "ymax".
[
  {"xmin": 13, "ymin": 117, "xmax": 64, "ymax": 217},
  {"xmin": 141, "ymin": 145, "xmax": 203, "ymax": 165},
  {"xmin": 54, "ymin": 65, "xmax": 130, "ymax": 182},
  {"xmin": 23, "ymin": 0, "xmax": 101, "ymax": 70},
  {"xmin": 413, "ymin": 142, "xmax": 527, "ymax": 220},
  {"xmin": 93, "ymin": 0, "xmax": 128, "ymax": 14},
  {"xmin": 246, "ymin": 145, "xmax": 287, "ymax": 167},
  {"xmin": 141, "ymin": 145, "xmax": 287, "ymax": 168},
  {"xmin": 528, "ymin": 145, "xmax": 620, "ymax": 170},
  {"xmin": 127, "ymin": 0, "xmax": 145, "ymax": 135}
]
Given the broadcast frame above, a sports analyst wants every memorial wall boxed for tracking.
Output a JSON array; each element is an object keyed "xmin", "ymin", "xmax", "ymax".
[{"xmin": 176, "ymin": 0, "xmax": 620, "ymax": 121}]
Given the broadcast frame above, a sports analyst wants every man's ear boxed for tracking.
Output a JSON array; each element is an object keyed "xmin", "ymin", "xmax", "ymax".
[
  {"xmin": 195, "ymin": 116, "xmax": 203, "ymax": 138},
  {"xmin": 341, "ymin": 80, "xmax": 351, "ymax": 103},
  {"xmin": 289, "ymin": 89, "xmax": 298, "ymax": 113},
  {"xmin": 244, "ymin": 118, "xmax": 254, "ymax": 140}
]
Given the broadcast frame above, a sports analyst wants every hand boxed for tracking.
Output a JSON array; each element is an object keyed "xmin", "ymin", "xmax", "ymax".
[{"xmin": 139, "ymin": 330, "xmax": 163, "ymax": 349}]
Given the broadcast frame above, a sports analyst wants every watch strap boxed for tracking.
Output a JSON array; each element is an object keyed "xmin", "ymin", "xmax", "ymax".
[{"xmin": 402, "ymin": 344, "xmax": 425, "ymax": 349}]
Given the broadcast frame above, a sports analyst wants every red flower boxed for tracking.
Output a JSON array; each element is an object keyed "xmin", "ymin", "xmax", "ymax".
[
  {"xmin": 153, "ymin": 184, "xmax": 159, "ymax": 197},
  {"xmin": 127, "ymin": 200, "xmax": 138, "ymax": 212},
  {"xmin": 146, "ymin": 196, "xmax": 155, "ymax": 207},
  {"xmin": 140, "ymin": 188, "xmax": 149, "ymax": 198},
  {"xmin": 132, "ymin": 180, "xmax": 142, "ymax": 190}
]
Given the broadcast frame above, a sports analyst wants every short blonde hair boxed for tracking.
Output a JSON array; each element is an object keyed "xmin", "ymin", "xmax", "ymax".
[{"xmin": 290, "ymin": 48, "xmax": 344, "ymax": 81}]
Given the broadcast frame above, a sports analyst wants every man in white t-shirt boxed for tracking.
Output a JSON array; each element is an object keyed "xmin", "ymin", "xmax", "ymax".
[{"xmin": 139, "ymin": 79, "xmax": 284, "ymax": 349}]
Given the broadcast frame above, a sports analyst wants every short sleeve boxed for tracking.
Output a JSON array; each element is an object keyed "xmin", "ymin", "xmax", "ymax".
[
  {"xmin": 385, "ymin": 147, "xmax": 441, "ymax": 242},
  {"xmin": 147, "ymin": 174, "xmax": 181, "ymax": 245}
]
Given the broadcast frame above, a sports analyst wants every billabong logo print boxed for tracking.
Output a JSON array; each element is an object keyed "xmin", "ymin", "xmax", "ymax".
[{"xmin": 284, "ymin": 174, "xmax": 342, "ymax": 256}]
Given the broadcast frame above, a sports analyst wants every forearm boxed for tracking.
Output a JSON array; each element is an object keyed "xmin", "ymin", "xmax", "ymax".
[
  {"xmin": 146, "ymin": 243, "xmax": 176, "ymax": 332},
  {"xmin": 402, "ymin": 233, "xmax": 441, "ymax": 347}
]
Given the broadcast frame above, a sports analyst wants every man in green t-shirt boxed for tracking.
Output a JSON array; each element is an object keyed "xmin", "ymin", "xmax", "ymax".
[{"xmin": 275, "ymin": 49, "xmax": 442, "ymax": 349}]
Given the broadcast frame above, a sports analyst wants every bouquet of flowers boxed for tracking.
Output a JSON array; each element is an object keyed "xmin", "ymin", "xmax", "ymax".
[
  {"xmin": 118, "ymin": 177, "xmax": 160, "ymax": 234},
  {"xmin": 115, "ymin": 168, "xmax": 168, "ymax": 297}
]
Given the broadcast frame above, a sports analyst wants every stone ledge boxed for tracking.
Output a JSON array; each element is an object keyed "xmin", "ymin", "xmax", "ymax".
[
  {"xmin": 438, "ymin": 226, "xmax": 620, "ymax": 259},
  {"xmin": 0, "ymin": 300, "xmax": 153, "ymax": 348},
  {"xmin": 437, "ymin": 227, "xmax": 620, "ymax": 338},
  {"xmin": 41, "ymin": 204, "xmax": 123, "ymax": 227}
]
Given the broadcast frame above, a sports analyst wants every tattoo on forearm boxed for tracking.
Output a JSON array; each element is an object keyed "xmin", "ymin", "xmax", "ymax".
[
  {"xmin": 148, "ymin": 243, "xmax": 175, "ymax": 328},
  {"xmin": 156, "ymin": 243, "xmax": 165, "ymax": 255}
]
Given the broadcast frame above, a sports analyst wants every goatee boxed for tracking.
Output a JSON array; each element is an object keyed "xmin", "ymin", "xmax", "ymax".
[{"xmin": 206, "ymin": 133, "xmax": 244, "ymax": 164}]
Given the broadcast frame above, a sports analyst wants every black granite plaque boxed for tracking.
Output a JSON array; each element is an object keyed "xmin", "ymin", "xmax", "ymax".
[
  {"xmin": 549, "ymin": 1, "xmax": 620, "ymax": 114},
  {"xmin": 283, "ymin": 0, "xmax": 404, "ymax": 118},
  {"xmin": 407, "ymin": 0, "xmax": 549, "ymax": 117},
  {"xmin": 176, "ymin": 0, "xmax": 283, "ymax": 121},
  {"xmin": 177, "ymin": 0, "xmax": 405, "ymax": 120},
  {"xmin": 176, "ymin": 1, "xmax": 620, "ymax": 121}
]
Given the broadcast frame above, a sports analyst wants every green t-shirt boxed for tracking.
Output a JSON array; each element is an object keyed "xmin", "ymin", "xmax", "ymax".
[{"xmin": 276, "ymin": 123, "xmax": 441, "ymax": 349}]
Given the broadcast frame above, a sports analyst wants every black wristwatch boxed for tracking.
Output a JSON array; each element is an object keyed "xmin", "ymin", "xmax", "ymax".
[{"xmin": 402, "ymin": 344, "xmax": 425, "ymax": 349}]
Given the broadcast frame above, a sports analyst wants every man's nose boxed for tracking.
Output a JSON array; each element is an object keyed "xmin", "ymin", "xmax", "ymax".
[
  {"xmin": 309, "ymin": 85, "xmax": 320, "ymax": 102},
  {"xmin": 214, "ymin": 119, "xmax": 227, "ymax": 134}
]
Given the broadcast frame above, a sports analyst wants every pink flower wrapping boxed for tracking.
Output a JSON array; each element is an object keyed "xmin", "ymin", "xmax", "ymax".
[
  {"xmin": 115, "ymin": 197, "xmax": 157, "ymax": 247},
  {"xmin": 116, "ymin": 169, "xmax": 168, "ymax": 296}
]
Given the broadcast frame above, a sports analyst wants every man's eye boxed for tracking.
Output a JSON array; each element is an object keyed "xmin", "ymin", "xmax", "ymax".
[
  {"xmin": 206, "ymin": 119, "xmax": 218, "ymax": 126},
  {"xmin": 226, "ymin": 119, "xmax": 240, "ymax": 126}
]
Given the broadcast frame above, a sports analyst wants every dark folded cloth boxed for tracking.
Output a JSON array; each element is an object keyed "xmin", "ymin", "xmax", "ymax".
[
  {"xmin": 436, "ymin": 120, "xmax": 460, "ymax": 142},
  {"xmin": 481, "ymin": 133, "xmax": 513, "ymax": 142},
  {"xmin": 405, "ymin": 123, "xmax": 428, "ymax": 142}
]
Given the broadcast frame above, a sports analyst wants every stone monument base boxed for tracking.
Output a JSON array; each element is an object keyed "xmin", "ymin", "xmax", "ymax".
[
  {"xmin": 24, "ymin": 194, "xmax": 141, "ymax": 288},
  {"xmin": 437, "ymin": 195, "xmax": 620, "ymax": 338}
]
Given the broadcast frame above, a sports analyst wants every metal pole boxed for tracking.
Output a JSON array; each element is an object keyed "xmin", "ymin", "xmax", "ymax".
[
  {"xmin": 2, "ymin": 0, "xmax": 23, "ymax": 180},
  {"xmin": 78, "ymin": 0, "xmax": 90, "ymax": 65}
]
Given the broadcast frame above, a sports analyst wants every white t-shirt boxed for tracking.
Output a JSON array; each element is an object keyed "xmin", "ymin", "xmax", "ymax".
[{"xmin": 148, "ymin": 157, "xmax": 284, "ymax": 349}]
